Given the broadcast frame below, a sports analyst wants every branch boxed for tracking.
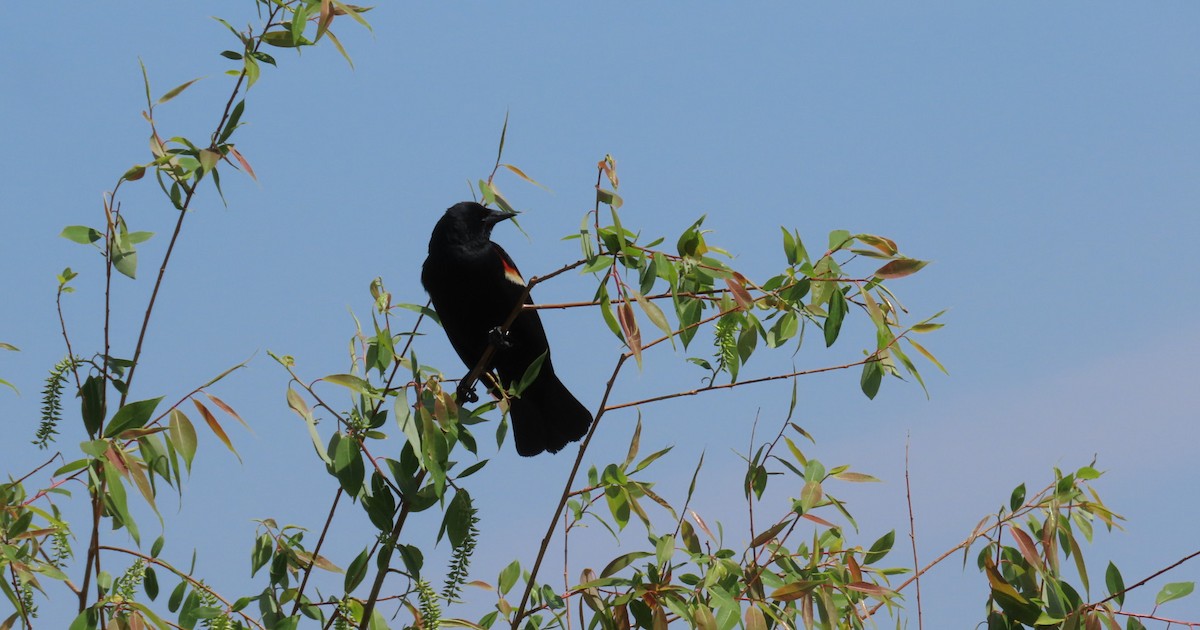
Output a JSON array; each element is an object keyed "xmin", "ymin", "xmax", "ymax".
[
  {"xmin": 9, "ymin": 564, "xmax": 32, "ymax": 630},
  {"xmin": 120, "ymin": 4, "xmax": 281, "ymax": 404},
  {"xmin": 603, "ymin": 358, "xmax": 877, "ymax": 413},
  {"xmin": 1089, "ymin": 548, "xmax": 1200, "ymax": 611},
  {"xmin": 512, "ymin": 352, "xmax": 631, "ymax": 628},
  {"xmin": 455, "ymin": 257, "xmax": 589, "ymax": 404},
  {"xmin": 864, "ymin": 482, "xmax": 1058, "ymax": 619},
  {"xmin": 98, "ymin": 545, "xmax": 265, "ymax": 630},
  {"xmin": 358, "ymin": 469, "xmax": 426, "ymax": 629},
  {"xmin": 55, "ymin": 288, "xmax": 83, "ymax": 390},
  {"xmin": 905, "ymin": 435, "xmax": 923, "ymax": 630},
  {"xmin": 290, "ymin": 488, "xmax": 343, "ymax": 617}
]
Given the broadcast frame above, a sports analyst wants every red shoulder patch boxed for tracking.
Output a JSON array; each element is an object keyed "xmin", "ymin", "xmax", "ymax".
[{"xmin": 495, "ymin": 245, "xmax": 525, "ymax": 286}]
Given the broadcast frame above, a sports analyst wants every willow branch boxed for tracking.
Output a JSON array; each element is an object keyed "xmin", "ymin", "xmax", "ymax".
[
  {"xmin": 455, "ymin": 257, "xmax": 588, "ymax": 404},
  {"xmin": 512, "ymin": 353, "xmax": 630, "ymax": 628},
  {"xmin": 905, "ymin": 436, "xmax": 923, "ymax": 630},
  {"xmin": 1088, "ymin": 549, "xmax": 1200, "ymax": 611},
  {"xmin": 358, "ymin": 469, "xmax": 426, "ymax": 629},
  {"xmin": 291, "ymin": 488, "xmax": 343, "ymax": 617},
  {"xmin": 121, "ymin": 4, "xmax": 280, "ymax": 404},
  {"xmin": 98, "ymin": 545, "xmax": 265, "ymax": 630}
]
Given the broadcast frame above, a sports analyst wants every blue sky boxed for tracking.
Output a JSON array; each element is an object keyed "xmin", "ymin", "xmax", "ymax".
[{"xmin": 2, "ymin": 3, "xmax": 1198, "ymax": 627}]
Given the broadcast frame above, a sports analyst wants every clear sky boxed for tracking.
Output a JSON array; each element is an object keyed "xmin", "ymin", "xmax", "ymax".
[{"xmin": 2, "ymin": 3, "xmax": 1198, "ymax": 627}]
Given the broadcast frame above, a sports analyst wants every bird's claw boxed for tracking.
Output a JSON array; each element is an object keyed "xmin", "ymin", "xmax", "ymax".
[
  {"xmin": 456, "ymin": 382, "xmax": 480, "ymax": 404},
  {"xmin": 488, "ymin": 326, "xmax": 514, "ymax": 350}
]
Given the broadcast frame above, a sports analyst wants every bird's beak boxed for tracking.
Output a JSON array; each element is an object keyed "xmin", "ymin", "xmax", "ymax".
[{"xmin": 485, "ymin": 209, "xmax": 518, "ymax": 225}]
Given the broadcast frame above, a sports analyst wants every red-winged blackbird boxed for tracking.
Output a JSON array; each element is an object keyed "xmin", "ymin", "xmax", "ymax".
[{"xmin": 422, "ymin": 202, "xmax": 592, "ymax": 456}]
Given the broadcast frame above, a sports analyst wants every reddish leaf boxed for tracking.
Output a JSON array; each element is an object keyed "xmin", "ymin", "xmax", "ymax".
[
  {"xmin": 617, "ymin": 298, "xmax": 642, "ymax": 366},
  {"xmin": 854, "ymin": 234, "xmax": 898, "ymax": 256},
  {"xmin": 206, "ymin": 393, "xmax": 250, "ymax": 430},
  {"xmin": 227, "ymin": 145, "xmax": 257, "ymax": 181},
  {"xmin": 800, "ymin": 513, "xmax": 836, "ymax": 528},
  {"xmin": 844, "ymin": 581, "xmax": 893, "ymax": 597},
  {"xmin": 1009, "ymin": 524, "xmax": 1044, "ymax": 571},
  {"xmin": 873, "ymin": 258, "xmax": 929, "ymax": 279},
  {"xmin": 725, "ymin": 273, "xmax": 755, "ymax": 311},
  {"xmin": 192, "ymin": 398, "xmax": 241, "ymax": 462}
]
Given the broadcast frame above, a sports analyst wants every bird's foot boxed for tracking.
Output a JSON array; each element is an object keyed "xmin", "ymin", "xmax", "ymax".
[
  {"xmin": 488, "ymin": 326, "xmax": 514, "ymax": 350},
  {"xmin": 456, "ymin": 382, "xmax": 480, "ymax": 404}
]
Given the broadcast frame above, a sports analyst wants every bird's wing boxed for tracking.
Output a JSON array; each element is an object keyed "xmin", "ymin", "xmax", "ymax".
[{"xmin": 492, "ymin": 243, "xmax": 527, "ymax": 288}]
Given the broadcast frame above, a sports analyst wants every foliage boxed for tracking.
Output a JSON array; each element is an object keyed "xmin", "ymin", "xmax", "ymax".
[{"xmin": 1, "ymin": 3, "xmax": 1195, "ymax": 630}]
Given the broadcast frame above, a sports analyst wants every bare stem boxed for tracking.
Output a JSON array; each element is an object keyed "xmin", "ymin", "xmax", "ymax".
[
  {"xmin": 1089, "ymin": 548, "xmax": 1200, "ymax": 610},
  {"xmin": 512, "ymin": 353, "xmax": 630, "ymax": 628},
  {"xmin": 358, "ymin": 470, "xmax": 426, "ymax": 629},
  {"xmin": 291, "ymin": 488, "xmax": 344, "ymax": 617},
  {"xmin": 905, "ymin": 434, "xmax": 923, "ymax": 630},
  {"xmin": 98, "ymin": 544, "xmax": 265, "ymax": 630},
  {"xmin": 9, "ymin": 564, "xmax": 32, "ymax": 629}
]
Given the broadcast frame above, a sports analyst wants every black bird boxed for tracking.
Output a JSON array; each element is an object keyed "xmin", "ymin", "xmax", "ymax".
[{"xmin": 421, "ymin": 201, "xmax": 592, "ymax": 456}]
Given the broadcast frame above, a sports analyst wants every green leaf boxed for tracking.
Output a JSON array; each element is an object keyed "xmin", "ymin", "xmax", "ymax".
[
  {"xmin": 68, "ymin": 608, "xmax": 98, "ymax": 630},
  {"xmin": 80, "ymin": 375, "xmax": 106, "ymax": 437},
  {"xmin": 263, "ymin": 30, "xmax": 308, "ymax": 47},
  {"xmin": 345, "ymin": 547, "xmax": 370, "ymax": 593},
  {"xmin": 513, "ymin": 351, "xmax": 547, "ymax": 397},
  {"xmin": 864, "ymin": 530, "xmax": 895, "ymax": 564},
  {"xmin": 102, "ymin": 459, "xmax": 139, "ymax": 544},
  {"xmin": 498, "ymin": 560, "xmax": 521, "ymax": 595},
  {"xmin": 1010, "ymin": 483, "xmax": 1026, "ymax": 512},
  {"xmin": 1155, "ymin": 582, "xmax": 1194, "ymax": 605},
  {"xmin": 322, "ymin": 373, "xmax": 374, "ymax": 395},
  {"xmin": 749, "ymin": 520, "xmax": 790, "ymax": 548},
  {"xmin": 444, "ymin": 489, "xmax": 474, "ymax": 548},
  {"xmin": 157, "ymin": 78, "xmax": 202, "ymax": 104},
  {"xmin": 111, "ymin": 230, "xmax": 139, "ymax": 279},
  {"xmin": 859, "ymin": 360, "xmax": 882, "ymax": 399},
  {"xmin": 61, "ymin": 226, "xmax": 103, "ymax": 244},
  {"xmin": 1105, "ymin": 562, "xmax": 1125, "ymax": 606},
  {"xmin": 600, "ymin": 551, "xmax": 653, "ymax": 578},
  {"xmin": 169, "ymin": 409, "xmax": 198, "ymax": 472},
  {"xmin": 104, "ymin": 397, "xmax": 164, "ymax": 438},
  {"xmin": 596, "ymin": 188, "xmax": 623, "ymax": 210},
  {"xmin": 827, "ymin": 229, "xmax": 852, "ymax": 251},
  {"xmin": 251, "ymin": 534, "xmax": 273, "ymax": 577},
  {"xmin": 824, "ymin": 288, "xmax": 845, "ymax": 347}
]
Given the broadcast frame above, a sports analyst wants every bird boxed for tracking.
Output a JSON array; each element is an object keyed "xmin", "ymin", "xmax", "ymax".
[{"xmin": 421, "ymin": 201, "xmax": 592, "ymax": 456}]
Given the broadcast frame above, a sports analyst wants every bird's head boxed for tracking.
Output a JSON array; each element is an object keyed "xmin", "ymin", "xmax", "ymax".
[{"xmin": 429, "ymin": 201, "xmax": 517, "ymax": 252}]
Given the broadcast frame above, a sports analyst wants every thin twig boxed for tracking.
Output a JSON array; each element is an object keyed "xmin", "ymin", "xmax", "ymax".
[
  {"xmin": 358, "ymin": 470, "xmax": 426, "ymax": 629},
  {"xmin": 55, "ymin": 288, "xmax": 83, "ymax": 390},
  {"xmin": 563, "ymin": 511, "xmax": 572, "ymax": 630},
  {"xmin": 121, "ymin": 4, "xmax": 280, "ymax": 404},
  {"xmin": 9, "ymin": 453, "xmax": 62, "ymax": 488},
  {"xmin": 291, "ymin": 488, "xmax": 344, "ymax": 617},
  {"xmin": 1110, "ymin": 610, "xmax": 1200, "ymax": 627},
  {"xmin": 604, "ymin": 358, "xmax": 878, "ymax": 412},
  {"xmin": 525, "ymin": 288, "xmax": 725, "ymax": 311},
  {"xmin": 9, "ymin": 564, "xmax": 32, "ymax": 629},
  {"xmin": 864, "ymin": 482, "xmax": 1058, "ymax": 618},
  {"xmin": 98, "ymin": 544, "xmax": 265, "ymax": 630},
  {"xmin": 455, "ymin": 258, "xmax": 588, "ymax": 404},
  {"xmin": 905, "ymin": 434, "xmax": 923, "ymax": 630},
  {"xmin": 512, "ymin": 353, "xmax": 630, "ymax": 628},
  {"xmin": 1089, "ymin": 549, "xmax": 1200, "ymax": 610}
]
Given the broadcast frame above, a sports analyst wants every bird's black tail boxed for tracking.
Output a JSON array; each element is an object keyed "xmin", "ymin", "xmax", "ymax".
[{"xmin": 508, "ymin": 371, "xmax": 592, "ymax": 457}]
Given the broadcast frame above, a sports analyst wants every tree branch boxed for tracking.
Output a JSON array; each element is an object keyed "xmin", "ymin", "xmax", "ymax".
[{"xmin": 98, "ymin": 544, "xmax": 265, "ymax": 630}]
